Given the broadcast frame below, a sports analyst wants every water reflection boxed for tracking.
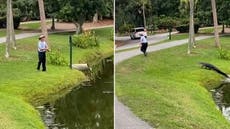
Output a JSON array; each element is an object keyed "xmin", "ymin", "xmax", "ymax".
[
  {"xmin": 213, "ymin": 84, "xmax": 230, "ymax": 121},
  {"xmin": 39, "ymin": 59, "xmax": 114, "ymax": 129}
]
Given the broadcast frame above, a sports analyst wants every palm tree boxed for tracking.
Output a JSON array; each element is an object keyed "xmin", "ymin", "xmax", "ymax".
[
  {"xmin": 38, "ymin": 0, "xmax": 48, "ymax": 40},
  {"xmin": 6, "ymin": 0, "xmax": 16, "ymax": 58},
  {"xmin": 188, "ymin": 0, "xmax": 195, "ymax": 54},
  {"xmin": 211, "ymin": 0, "xmax": 221, "ymax": 48}
]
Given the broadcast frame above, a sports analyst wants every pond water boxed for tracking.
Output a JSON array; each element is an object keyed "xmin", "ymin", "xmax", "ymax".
[
  {"xmin": 212, "ymin": 84, "xmax": 230, "ymax": 121},
  {"xmin": 38, "ymin": 59, "xmax": 114, "ymax": 129}
]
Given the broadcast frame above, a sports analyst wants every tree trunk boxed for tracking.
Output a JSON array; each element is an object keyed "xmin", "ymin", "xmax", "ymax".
[
  {"xmin": 222, "ymin": 23, "xmax": 225, "ymax": 34},
  {"xmin": 142, "ymin": 2, "xmax": 146, "ymax": 28},
  {"xmin": 211, "ymin": 0, "xmax": 221, "ymax": 48},
  {"xmin": 38, "ymin": 0, "xmax": 48, "ymax": 40},
  {"xmin": 93, "ymin": 12, "xmax": 98, "ymax": 24},
  {"xmin": 51, "ymin": 16, "xmax": 55, "ymax": 31},
  {"xmin": 6, "ymin": 0, "xmax": 10, "ymax": 58},
  {"xmin": 188, "ymin": 0, "xmax": 195, "ymax": 54},
  {"xmin": 10, "ymin": 1, "xmax": 16, "ymax": 50},
  {"xmin": 6, "ymin": 0, "xmax": 16, "ymax": 57},
  {"xmin": 74, "ymin": 22, "xmax": 83, "ymax": 34}
]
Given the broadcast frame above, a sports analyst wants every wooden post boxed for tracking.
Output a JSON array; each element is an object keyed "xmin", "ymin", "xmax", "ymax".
[{"xmin": 69, "ymin": 36, "xmax": 73, "ymax": 69}]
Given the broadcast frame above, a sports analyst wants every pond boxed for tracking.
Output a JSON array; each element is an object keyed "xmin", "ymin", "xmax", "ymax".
[
  {"xmin": 38, "ymin": 59, "xmax": 114, "ymax": 129},
  {"xmin": 212, "ymin": 83, "xmax": 230, "ymax": 121}
]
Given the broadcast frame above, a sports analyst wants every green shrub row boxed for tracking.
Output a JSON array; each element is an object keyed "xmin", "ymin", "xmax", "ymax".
[
  {"xmin": 175, "ymin": 24, "xmax": 200, "ymax": 33},
  {"xmin": 0, "ymin": 16, "xmax": 21, "ymax": 29},
  {"xmin": 72, "ymin": 31, "xmax": 99, "ymax": 49}
]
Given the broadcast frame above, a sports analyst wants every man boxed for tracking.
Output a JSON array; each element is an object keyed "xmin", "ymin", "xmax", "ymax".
[
  {"xmin": 140, "ymin": 33, "xmax": 148, "ymax": 56},
  {"xmin": 37, "ymin": 34, "xmax": 49, "ymax": 71}
]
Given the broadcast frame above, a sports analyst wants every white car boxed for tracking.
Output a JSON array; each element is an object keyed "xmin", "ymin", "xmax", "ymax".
[{"xmin": 130, "ymin": 27, "xmax": 147, "ymax": 39}]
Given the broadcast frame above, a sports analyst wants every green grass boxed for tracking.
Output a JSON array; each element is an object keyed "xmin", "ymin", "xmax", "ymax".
[
  {"xmin": 116, "ymin": 36, "xmax": 230, "ymax": 129},
  {"xmin": 198, "ymin": 26, "xmax": 222, "ymax": 34},
  {"xmin": 0, "ymin": 29, "xmax": 22, "ymax": 37},
  {"xmin": 0, "ymin": 27, "xmax": 113, "ymax": 129}
]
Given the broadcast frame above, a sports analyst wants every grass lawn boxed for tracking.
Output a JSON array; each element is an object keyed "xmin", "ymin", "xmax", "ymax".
[
  {"xmin": 116, "ymin": 35, "xmax": 230, "ymax": 129},
  {"xmin": 0, "ymin": 29, "xmax": 22, "ymax": 37},
  {"xmin": 0, "ymin": 27, "xmax": 113, "ymax": 129},
  {"xmin": 198, "ymin": 26, "xmax": 222, "ymax": 34}
]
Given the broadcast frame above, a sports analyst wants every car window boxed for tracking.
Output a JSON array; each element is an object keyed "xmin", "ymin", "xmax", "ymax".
[{"xmin": 136, "ymin": 28, "xmax": 144, "ymax": 32}]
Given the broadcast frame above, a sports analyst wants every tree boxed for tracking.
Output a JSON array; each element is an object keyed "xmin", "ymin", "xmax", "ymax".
[
  {"xmin": 211, "ymin": 0, "xmax": 221, "ymax": 48},
  {"xmin": 57, "ymin": 0, "xmax": 110, "ymax": 34},
  {"xmin": 38, "ymin": 0, "xmax": 48, "ymax": 39},
  {"xmin": 188, "ymin": 0, "xmax": 195, "ymax": 54},
  {"xmin": 5, "ymin": 0, "xmax": 16, "ymax": 58}
]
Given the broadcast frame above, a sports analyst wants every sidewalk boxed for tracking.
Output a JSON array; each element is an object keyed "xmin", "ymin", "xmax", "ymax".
[
  {"xmin": 115, "ymin": 35, "xmax": 214, "ymax": 129},
  {"xmin": 115, "ymin": 35, "xmax": 213, "ymax": 64},
  {"xmin": 0, "ymin": 20, "xmax": 113, "ymax": 44}
]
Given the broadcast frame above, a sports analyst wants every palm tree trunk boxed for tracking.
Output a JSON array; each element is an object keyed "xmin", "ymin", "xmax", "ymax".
[
  {"xmin": 10, "ymin": 1, "xmax": 16, "ymax": 50},
  {"xmin": 211, "ymin": 0, "xmax": 221, "ymax": 48},
  {"xmin": 38, "ymin": 0, "xmax": 48, "ymax": 40},
  {"xmin": 188, "ymin": 0, "xmax": 195, "ymax": 54},
  {"xmin": 142, "ymin": 2, "xmax": 146, "ymax": 28},
  {"xmin": 6, "ymin": 0, "xmax": 13, "ymax": 58}
]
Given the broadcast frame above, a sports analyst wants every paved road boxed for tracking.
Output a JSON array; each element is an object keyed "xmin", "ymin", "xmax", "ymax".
[
  {"xmin": 116, "ymin": 32, "xmax": 177, "ymax": 51},
  {"xmin": 115, "ymin": 35, "xmax": 213, "ymax": 129}
]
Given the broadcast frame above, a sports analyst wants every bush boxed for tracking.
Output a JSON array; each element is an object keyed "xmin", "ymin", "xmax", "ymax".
[
  {"xmin": 218, "ymin": 49, "xmax": 230, "ymax": 60},
  {"xmin": 118, "ymin": 24, "xmax": 134, "ymax": 34},
  {"xmin": 72, "ymin": 31, "xmax": 99, "ymax": 49},
  {"xmin": 48, "ymin": 50, "xmax": 68, "ymax": 66},
  {"xmin": 175, "ymin": 18, "xmax": 200, "ymax": 33},
  {"xmin": 175, "ymin": 24, "xmax": 200, "ymax": 33},
  {"xmin": 157, "ymin": 17, "xmax": 178, "ymax": 30}
]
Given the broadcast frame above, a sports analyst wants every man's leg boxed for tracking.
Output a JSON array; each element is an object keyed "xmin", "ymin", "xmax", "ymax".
[
  {"xmin": 37, "ymin": 52, "xmax": 42, "ymax": 70},
  {"xmin": 42, "ymin": 53, "xmax": 46, "ymax": 71}
]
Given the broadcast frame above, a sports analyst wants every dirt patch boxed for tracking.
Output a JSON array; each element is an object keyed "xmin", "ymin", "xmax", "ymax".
[{"xmin": 47, "ymin": 19, "xmax": 113, "ymax": 31}]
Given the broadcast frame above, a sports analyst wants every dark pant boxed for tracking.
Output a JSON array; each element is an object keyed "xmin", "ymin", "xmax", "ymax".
[
  {"xmin": 141, "ymin": 43, "xmax": 148, "ymax": 54},
  {"xmin": 37, "ymin": 52, "xmax": 46, "ymax": 71}
]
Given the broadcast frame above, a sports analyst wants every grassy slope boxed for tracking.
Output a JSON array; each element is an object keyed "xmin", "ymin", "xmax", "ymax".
[
  {"xmin": 0, "ymin": 27, "xmax": 113, "ymax": 129},
  {"xmin": 116, "ymin": 36, "xmax": 230, "ymax": 129}
]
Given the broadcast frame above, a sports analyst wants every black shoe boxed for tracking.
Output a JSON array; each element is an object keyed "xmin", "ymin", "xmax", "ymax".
[
  {"xmin": 144, "ymin": 52, "xmax": 147, "ymax": 56},
  {"xmin": 42, "ymin": 70, "xmax": 46, "ymax": 72}
]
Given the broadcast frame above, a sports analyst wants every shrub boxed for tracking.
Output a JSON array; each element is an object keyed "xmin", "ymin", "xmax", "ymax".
[
  {"xmin": 48, "ymin": 50, "xmax": 68, "ymax": 66},
  {"xmin": 157, "ymin": 17, "xmax": 178, "ymax": 30},
  {"xmin": 118, "ymin": 24, "xmax": 134, "ymax": 34},
  {"xmin": 0, "ymin": 16, "xmax": 21, "ymax": 29},
  {"xmin": 175, "ymin": 18, "xmax": 200, "ymax": 33},
  {"xmin": 218, "ymin": 49, "xmax": 230, "ymax": 60},
  {"xmin": 175, "ymin": 24, "xmax": 200, "ymax": 33},
  {"xmin": 72, "ymin": 31, "xmax": 99, "ymax": 49}
]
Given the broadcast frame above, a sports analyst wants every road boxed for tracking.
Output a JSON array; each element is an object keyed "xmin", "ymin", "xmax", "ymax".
[
  {"xmin": 115, "ymin": 35, "xmax": 214, "ymax": 129},
  {"xmin": 115, "ymin": 32, "xmax": 177, "ymax": 51}
]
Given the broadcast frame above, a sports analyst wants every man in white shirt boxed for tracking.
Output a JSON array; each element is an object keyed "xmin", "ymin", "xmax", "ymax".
[
  {"xmin": 140, "ymin": 34, "xmax": 148, "ymax": 56},
  {"xmin": 37, "ymin": 34, "xmax": 49, "ymax": 71}
]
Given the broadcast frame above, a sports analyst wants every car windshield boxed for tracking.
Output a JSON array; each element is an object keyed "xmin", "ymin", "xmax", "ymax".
[{"xmin": 136, "ymin": 28, "xmax": 144, "ymax": 32}]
